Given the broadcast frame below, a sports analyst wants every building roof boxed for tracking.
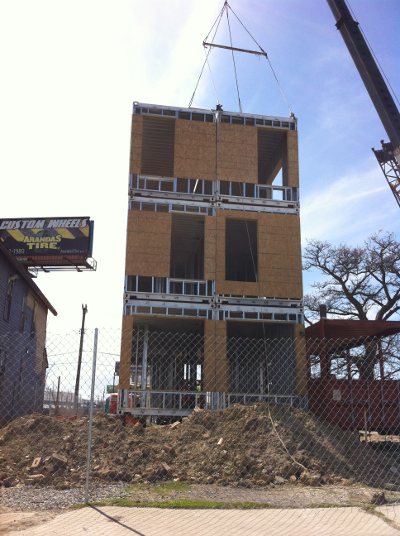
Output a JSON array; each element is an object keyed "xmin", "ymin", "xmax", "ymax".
[
  {"xmin": 305, "ymin": 319, "xmax": 400, "ymax": 350},
  {"xmin": 0, "ymin": 240, "xmax": 57, "ymax": 316}
]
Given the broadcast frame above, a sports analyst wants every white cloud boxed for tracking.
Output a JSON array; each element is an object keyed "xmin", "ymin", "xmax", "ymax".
[{"xmin": 301, "ymin": 160, "xmax": 398, "ymax": 244}]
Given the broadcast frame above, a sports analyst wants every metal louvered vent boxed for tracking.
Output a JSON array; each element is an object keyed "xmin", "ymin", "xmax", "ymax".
[{"xmin": 141, "ymin": 117, "xmax": 175, "ymax": 177}]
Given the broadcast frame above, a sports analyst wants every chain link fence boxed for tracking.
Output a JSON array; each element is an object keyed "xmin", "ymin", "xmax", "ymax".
[{"xmin": 1, "ymin": 327, "xmax": 400, "ymax": 525}]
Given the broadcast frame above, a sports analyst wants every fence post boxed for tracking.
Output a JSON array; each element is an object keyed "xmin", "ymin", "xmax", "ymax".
[{"xmin": 85, "ymin": 328, "xmax": 98, "ymax": 504}]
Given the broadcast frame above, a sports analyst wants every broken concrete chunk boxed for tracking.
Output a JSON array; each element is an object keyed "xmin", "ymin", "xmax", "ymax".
[
  {"xmin": 31, "ymin": 457, "xmax": 42, "ymax": 469},
  {"xmin": 161, "ymin": 463, "xmax": 171, "ymax": 475},
  {"xmin": 51, "ymin": 453, "xmax": 67, "ymax": 469},
  {"xmin": 163, "ymin": 445, "xmax": 176, "ymax": 456},
  {"xmin": 169, "ymin": 422, "xmax": 180, "ymax": 430}
]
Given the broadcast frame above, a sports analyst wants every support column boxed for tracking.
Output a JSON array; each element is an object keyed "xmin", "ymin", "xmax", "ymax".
[
  {"xmin": 204, "ymin": 319, "xmax": 228, "ymax": 392},
  {"xmin": 140, "ymin": 325, "xmax": 149, "ymax": 408}
]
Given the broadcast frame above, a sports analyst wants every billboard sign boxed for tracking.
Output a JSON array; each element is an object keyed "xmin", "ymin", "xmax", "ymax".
[{"xmin": 0, "ymin": 217, "xmax": 94, "ymax": 267}]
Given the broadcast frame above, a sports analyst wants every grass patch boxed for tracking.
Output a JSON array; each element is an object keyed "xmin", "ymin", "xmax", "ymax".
[
  {"xmin": 306, "ymin": 503, "xmax": 363, "ymax": 509},
  {"xmin": 362, "ymin": 505, "xmax": 400, "ymax": 531},
  {"xmin": 123, "ymin": 482, "xmax": 147, "ymax": 493},
  {"xmin": 72, "ymin": 500, "xmax": 273, "ymax": 509},
  {"xmin": 153, "ymin": 481, "xmax": 192, "ymax": 495}
]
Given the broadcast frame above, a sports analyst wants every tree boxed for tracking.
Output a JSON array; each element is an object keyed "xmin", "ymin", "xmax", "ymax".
[{"xmin": 303, "ymin": 232, "xmax": 400, "ymax": 379}]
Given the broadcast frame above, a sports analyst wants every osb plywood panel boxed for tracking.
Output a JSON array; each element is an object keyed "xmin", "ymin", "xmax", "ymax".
[
  {"xmin": 213, "ymin": 212, "xmax": 302, "ymax": 299},
  {"xmin": 204, "ymin": 320, "xmax": 228, "ymax": 392},
  {"xmin": 120, "ymin": 316, "xmax": 134, "ymax": 389},
  {"xmin": 204, "ymin": 216, "xmax": 217, "ymax": 280},
  {"xmin": 286, "ymin": 130, "xmax": 299, "ymax": 188},
  {"xmin": 130, "ymin": 115, "xmax": 143, "ymax": 175},
  {"xmin": 294, "ymin": 323, "xmax": 308, "ymax": 395},
  {"xmin": 174, "ymin": 120, "xmax": 216, "ymax": 181},
  {"xmin": 218, "ymin": 123, "xmax": 258, "ymax": 183},
  {"xmin": 126, "ymin": 211, "xmax": 172, "ymax": 277}
]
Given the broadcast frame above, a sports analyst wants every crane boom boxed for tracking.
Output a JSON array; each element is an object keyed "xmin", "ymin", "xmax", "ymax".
[{"xmin": 326, "ymin": 0, "xmax": 400, "ymax": 207}]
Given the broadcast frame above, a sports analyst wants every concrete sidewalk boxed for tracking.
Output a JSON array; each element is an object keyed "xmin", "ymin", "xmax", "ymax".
[{"xmin": 5, "ymin": 505, "xmax": 400, "ymax": 536}]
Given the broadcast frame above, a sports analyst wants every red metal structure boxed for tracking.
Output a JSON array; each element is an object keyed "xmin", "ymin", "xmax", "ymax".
[{"xmin": 306, "ymin": 317, "xmax": 400, "ymax": 433}]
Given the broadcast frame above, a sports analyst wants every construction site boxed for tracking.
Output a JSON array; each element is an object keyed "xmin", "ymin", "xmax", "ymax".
[
  {"xmin": 115, "ymin": 0, "xmax": 400, "ymax": 431},
  {"xmin": 1, "ymin": 4, "xmax": 400, "ymax": 532}
]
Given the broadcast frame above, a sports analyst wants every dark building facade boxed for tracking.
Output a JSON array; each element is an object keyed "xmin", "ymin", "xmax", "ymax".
[{"xmin": 0, "ymin": 241, "xmax": 57, "ymax": 425}]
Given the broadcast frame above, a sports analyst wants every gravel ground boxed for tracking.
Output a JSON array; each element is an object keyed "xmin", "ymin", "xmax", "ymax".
[
  {"xmin": 0, "ymin": 483, "xmax": 130, "ymax": 511},
  {"xmin": 2, "ymin": 483, "xmax": 400, "ymax": 511}
]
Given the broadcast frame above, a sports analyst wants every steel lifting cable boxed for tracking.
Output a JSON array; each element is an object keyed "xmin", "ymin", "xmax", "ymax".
[
  {"xmin": 237, "ymin": 183, "xmax": 307, "ymax": 472},
  {"xmin": 226, "ymin": 8, "xmax": 242, "ymax": 113},
  {"xmin": 188, "ymin": 4, "xmax": 226, "ymax": 108},
  {"xmin": 226, "ymin": 2, "xmax": 294, "ymax": 116},
  {"xmin": 204, "ymin": 48, "xmax": 220, "ymax": 105}
]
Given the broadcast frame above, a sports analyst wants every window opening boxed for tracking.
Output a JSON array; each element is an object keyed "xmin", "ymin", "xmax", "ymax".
[
  {"xmin": 4, "ymin": 275, "xmax": 17, "ymax": 322},
  {"xmin": 225, "ymin": 219, "xmax": 257, "ymax": 282},
  {"xmin": 258, "ymin": 129, "xmax": 287, "ymax": 186},
  {"xmin": 137, "ymin": 276, "xmax": 153, "ymax": 293},
  {"xmin": 170, "ymin": 215, "xmax": 204, "ymax": 279},
  {"xmin": 20, "ymin": 294, "xmax": 27, "ymax": 332},
  {"xmin": 31, "ymin": 301, "xmax": 37, "ymax": 338}
]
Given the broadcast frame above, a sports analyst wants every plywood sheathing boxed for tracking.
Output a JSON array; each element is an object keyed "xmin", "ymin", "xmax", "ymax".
[
  {"xmin": 174, "ymin": 120, "xmax": 216, "ymax": 181},
  {"xmin": 120, "ymin": 315, "xmax": 135, "ymax": 389},
  {"xmin": 294, "ymin": 323, "xmax": 308, "ymax": 395},
  {"xmin": 130, "ymin": 115, "xmax": 143, "ymax": 175},
  {"xmin": 204, "ymin": 215, "xmax": 217, "ymax": 280},
  {"xmin": 125, "ymin": 211, "xmax": 172, "ymax": 277},
  {"xmin": 287, "ymin": 130, "xmax": 299, "ymax": 188},
  {"xmin": 204, "ymin": 320, "xmax": 229, "ymax": 392},
  {"xmin": 218, "ymin": 124, "xmax": 258, "ymax": 183},
  {"xmin": 131, "ymin": 115, "xmax": 298, "ymax": 188},
  {"xmin": 214, "ymin": 211, "xmax": 303, "ymax": 299}
]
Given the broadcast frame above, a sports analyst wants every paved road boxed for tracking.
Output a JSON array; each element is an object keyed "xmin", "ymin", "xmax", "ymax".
[{"xmin": 4, "ymin": 506, "xmax": 400, "ymax": 536}]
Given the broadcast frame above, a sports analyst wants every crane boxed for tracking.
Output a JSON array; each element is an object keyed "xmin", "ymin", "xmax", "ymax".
[{"xmin": 326, "ymin": 0, "xmax": 400, "ymax": 208}]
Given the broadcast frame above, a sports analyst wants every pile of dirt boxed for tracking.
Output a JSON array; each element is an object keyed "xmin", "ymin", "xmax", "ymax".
[{"xmin": 0, "ymin": 402, "xmax": 399, "ymax": 491}]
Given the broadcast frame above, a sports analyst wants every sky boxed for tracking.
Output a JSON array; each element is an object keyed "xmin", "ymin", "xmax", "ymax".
[{"xmin": 0, "ymin": 0, "xmax": 399, "ymax": 338}]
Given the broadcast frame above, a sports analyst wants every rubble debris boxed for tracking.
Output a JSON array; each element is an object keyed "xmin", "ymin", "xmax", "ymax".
[
  {"xmin": 31, "ymin": 457, "xmax": 42, "ymax": 469},
  {"xmin": 371, "ymin": 492, "xmax": 386, "ymax": 505},
  {"xmin": 0, "ymin": 403, "xmax": 399, "ymax": 491}
]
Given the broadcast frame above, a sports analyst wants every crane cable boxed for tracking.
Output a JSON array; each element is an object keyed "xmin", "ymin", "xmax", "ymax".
[
  {"xmin": 226, "ymin": 2, "xmax": 294, "ymax": 116},
  {"xmin": 189, "ymin": 1, "xmax": 294, "ymax": 117},
  {"xmin": 226, "ymin": 7, "xmax": 242, "ymax": 113},
  {"xmin": 188, "ymin": 4, "xmax": 225, "ymax": 108}
]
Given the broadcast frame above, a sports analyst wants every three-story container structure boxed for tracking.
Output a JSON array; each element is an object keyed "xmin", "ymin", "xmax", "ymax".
[{"xmin": 118, "ymin": 102, "xmax": 307, "ymax": 417}]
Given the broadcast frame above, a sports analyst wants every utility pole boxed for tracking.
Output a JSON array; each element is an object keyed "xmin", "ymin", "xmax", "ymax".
[
  {"xmin": 74, "ymin": 304, "xmax": 88, "ymax": 416},
  {"xmin": 55, "ymin": 376, "xmax": 60, "ymax": 416}
]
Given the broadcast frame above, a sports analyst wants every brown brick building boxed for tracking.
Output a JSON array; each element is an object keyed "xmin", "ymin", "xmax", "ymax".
[{"xmin": 120, "ymin": 102, "xmax": 306, "ymax": 410}]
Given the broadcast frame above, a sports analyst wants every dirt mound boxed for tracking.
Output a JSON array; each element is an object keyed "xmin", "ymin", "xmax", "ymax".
[{"xmin": 0, "ymin": 403, "xmax": 398, "ymax": 490}]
